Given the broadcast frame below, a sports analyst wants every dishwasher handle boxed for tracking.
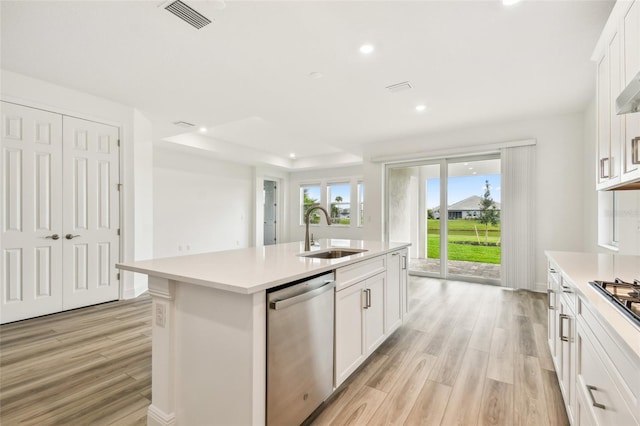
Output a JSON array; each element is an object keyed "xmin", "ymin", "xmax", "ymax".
[{"xmin": 269, "ymin": 280, "xmax": 335, "ymax": 310}]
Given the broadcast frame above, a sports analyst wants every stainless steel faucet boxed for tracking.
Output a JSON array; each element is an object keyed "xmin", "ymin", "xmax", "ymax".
[{"xmin": 304, "ymin": 206, "xmax": 331, "ymax": 251}]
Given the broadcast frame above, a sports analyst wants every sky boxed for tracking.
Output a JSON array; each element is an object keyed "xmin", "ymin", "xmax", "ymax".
[{"xmin": 426, "ymin": 174, "xmax": 501, "ymax": 209}]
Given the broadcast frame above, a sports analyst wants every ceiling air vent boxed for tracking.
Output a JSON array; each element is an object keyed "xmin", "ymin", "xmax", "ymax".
[
  {"xmin": 385, "ymin": 81, "xmax": 413, "ymax": 93},
  {"xmin": 173, "ymin": 120, "xmax": 196, "ymax": 128},
  {"xmin": 164, "ymin": 0, "xmax": 212, "ymax": 29}
]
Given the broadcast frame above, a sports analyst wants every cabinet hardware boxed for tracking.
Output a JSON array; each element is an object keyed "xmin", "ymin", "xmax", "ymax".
[
  {"xmin": 45, "ymin": 234, "xmax": 60, "ymax": 240},
  {"xmin": 559, "ymin": 313, "xmax": 570, "ymax": 342},
  {"xmin": 391, "ymin": 252, "xmax": 400, "ymax": 256},
  {"xmin": 547, "ymin": 289, "xmax": 555, "ymax": 310},
  {"xmin": 561, "ymin": 284, "xmax": 572, "ymax": 293},
  {"xmin": 586, "ymin": 385, "xmax": 606, "ymax": 410},
  {"xmin": 363, "ymin": 289, "xmax": 371, "ymax": 309},
  {"xmin": 600, "ymin": 157, "xmax": 610, "ymax": 179},
  {"xmin": 632, "ymin": 136, "xmax": 640, "ymax": 165},
  {"xmin": 65, "ymin": 234, "xmax": 81, "ymax": 240},
  {"xmin": 402, "ymin": 256, "xmax": 407, "ymax": 270}
]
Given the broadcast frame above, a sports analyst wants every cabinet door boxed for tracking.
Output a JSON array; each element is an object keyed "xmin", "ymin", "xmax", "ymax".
[
  {"xmin": 547, "ymin": 270, "xmax": 560, "ymax": 368},
  {"xmin": 385, "ymin": 251, "xmax": 402, "ymax": 334},
  {"xmin": 597, "ymin": 50, "xmax": 612, "ymax": 187},
  {"xmin": 335, "ymin": 281, "xmax": 366, "ymax": 387},
  {"xmin": 623, "ymin": 1, "xmax": 640, "ymax": 181},
  {"xmin": 609, "ymin": 31, "xmax": 623, "ymax": 182},
  {"xmin": 558, "ymin": 297, "xmax": 575, "ymax": 424},
  {"xmin": 364, "ymin": 272, "xmax": 386, "ymax": 355},
  {"xmin": 576, "ymin": 323, "xmax": 637, "ymax": 426}
]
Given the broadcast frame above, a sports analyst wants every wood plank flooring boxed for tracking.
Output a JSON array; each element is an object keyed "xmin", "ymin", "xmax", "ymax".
[
  {"xmin": 0, "ymin": 295, "xmax": 152, "ymax": 425},
  {"xmin": 311, "ymin": 277, "xmax": 570, "ymax": 426},
  {"xmin": 0, "ymin": 277, "xmax": 569, "ymax": 426}
]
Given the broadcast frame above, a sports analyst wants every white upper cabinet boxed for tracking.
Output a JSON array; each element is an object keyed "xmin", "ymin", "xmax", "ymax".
[
  {"xmin": 594, "ymin": 0, "xmax": 640, "ymax": 190},
  {"xmin": 623, "ymin": 1, "xmax": 640, "ymax": 182}
]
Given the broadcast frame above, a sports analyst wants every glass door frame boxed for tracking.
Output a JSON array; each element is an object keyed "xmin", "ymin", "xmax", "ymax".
[{"xmin": 384, "ymin": 152, "xmax": 501, "ymax": 285}]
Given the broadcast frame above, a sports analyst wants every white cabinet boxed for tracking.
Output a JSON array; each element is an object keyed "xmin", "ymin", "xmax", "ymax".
[
  {"xmin": 335, "ymin": 279, "xmax": 366, "ymax": 386},
  {"xmin": 547, "ymin": 262, "xmax": 577, "ymax": 424},
  {"xmin": 596, "ymin": 28, "xmax": 623, "ymax": 189},
  {"xmin": 558, "ymin": 290, "xmax": 577, "ymax": 424},
  {"xmin": 623, "ymin": 1, "xmax": 640, "ymax": 183},
  {"xmin": 334, "ymin": 248, "xmax": 409, "ymax": 388},
  {"xmin": 335, "ymin": 271, "xmax": 387, "ymax": 387},
  {"xmin": 576, "ymin": 320, "xmax": 637, "ymax": 426},
  {"xmin": 364, "ymin": 272, "xmax": 386, "ymax": 354},
  {"xmin": 385, "ymin": 250, "xmax": 404, "ymax": 334},
  {"xmin": 594, "ymin": 0, "xmax": 640, "ymax": 190}
]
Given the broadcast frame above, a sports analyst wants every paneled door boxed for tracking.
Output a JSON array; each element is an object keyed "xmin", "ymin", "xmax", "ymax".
[
  {"xmin": 1, "ymin": 102, "xmax": 64, "ymax": 322},
  {"xmin": 1, "ymin": 102, "xmax": 120, "ymax": 323},
  {"xmin": 61, "ymin": 116, "xmax": 120, "ymax": 310}
]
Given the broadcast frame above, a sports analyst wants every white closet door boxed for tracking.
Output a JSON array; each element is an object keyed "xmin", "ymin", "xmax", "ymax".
[
  {"xmin": 1, "ymin": 102, "xmax": 64, "ymax": 323},
  {"xmin": 62, "ymin": 116, "xmax": 120, "ymax": 310}
]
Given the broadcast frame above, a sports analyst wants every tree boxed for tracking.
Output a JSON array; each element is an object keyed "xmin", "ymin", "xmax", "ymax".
[
  {"xmin": 478, "ymin": 180, "xmax": 499, "ymax": 244},
  {"xmin": 303, "ymin": 188, "xmax": 320, "ymax": 224},
  {"xmin": 331, "ymin": 195, "xmax": 343, "ymax": 223},
  {"xmin": 427, "ymin": 209, "xmax": 434, "ymax": 220}
]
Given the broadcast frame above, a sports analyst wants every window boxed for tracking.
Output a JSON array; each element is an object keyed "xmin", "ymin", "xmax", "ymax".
[
  {"xmin": 301, "ymin": 184, "xmax": 321, "ymax": 224},
  {"xmin": 328, "ymin": 182, "xmax": 351, "ymax": 225},
  {"xmin": 357, "ymin": 182, "xmax": 364, "ymax": 226}
]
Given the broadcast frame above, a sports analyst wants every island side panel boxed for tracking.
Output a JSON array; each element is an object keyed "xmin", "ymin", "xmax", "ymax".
[
  {"xmin": 147, "ymin": 277, "xmax": 177, "ymax": 426},
  {"xmin": 174, "ymin": 281, "xmax": 266, "ymax": 425}
]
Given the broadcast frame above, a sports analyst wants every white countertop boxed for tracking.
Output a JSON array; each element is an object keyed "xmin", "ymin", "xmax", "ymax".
[
  {"xmin": 545, "ymin": 251, "xmax": 640, "ymax": 358},
  {"xmin": 117, "ymin": 239, "xmax": 410, "ymax": 295}
]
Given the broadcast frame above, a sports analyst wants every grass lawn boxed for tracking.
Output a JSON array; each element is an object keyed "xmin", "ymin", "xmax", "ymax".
[{"xmin": 427, "ymin": 219, "xmax": 501, "ymax": 264}]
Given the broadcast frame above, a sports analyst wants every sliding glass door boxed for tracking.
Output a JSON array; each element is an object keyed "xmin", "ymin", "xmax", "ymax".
[{"xmin": 387, "ymin": 154, "xmax": 501, "ymax": 284}]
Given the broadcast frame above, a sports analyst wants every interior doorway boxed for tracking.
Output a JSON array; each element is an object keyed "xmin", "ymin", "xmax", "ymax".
[
  {"xmin": 387, "ymin": 154, "xmax": 501, "ymax": 285},
  {"xmin": 263, "ymin": 180, "xmax": 277, "ymax": 245}
]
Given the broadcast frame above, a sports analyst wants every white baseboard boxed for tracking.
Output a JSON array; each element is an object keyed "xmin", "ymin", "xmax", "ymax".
[
  {"xmin": 122, "ymin": 272, "xmax": 149, "ymax": 299},
  {"xmin": 147, "ymin": 404, "xmax": 176, "ymax": 426}
]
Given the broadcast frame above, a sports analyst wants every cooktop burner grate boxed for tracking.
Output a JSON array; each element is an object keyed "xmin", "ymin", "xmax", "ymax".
[{"xmin": 590, "ymin": 278, "xmax": 640, "ymax": 327}]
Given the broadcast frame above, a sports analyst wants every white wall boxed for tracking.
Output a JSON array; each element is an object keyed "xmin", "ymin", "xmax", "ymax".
[
  {"xmin": 288, "ymin": 165, "xmax": 365, "ymax": 244},
  {"xmin": 153, "ymin": 144, "xmax": 253, "ymax": 258},
  {"xmin": 362, "ymin": 112, "xmax": 591, "ymax": 289},
  {"xmin": 0, "ymin": 70, "xmax": 154, "ymax": 298}
]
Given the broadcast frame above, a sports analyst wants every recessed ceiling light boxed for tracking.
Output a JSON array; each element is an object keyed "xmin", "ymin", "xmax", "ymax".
[
  {"xmin": 415, "ymin": 104, "xmax": 426, "ymax": 112},
  {"xmin": 463, "ymin": 162, "xmax": 469, "ymax": 166},
  {"xmin": 359, "ymin": 44, "xmax": 374, "ymax": 54},
  {"xmin": 199, "ymin": 127, "xmax": 207, "ymax": 132},
  {"xmin": 289, "ymin": 153, "xmax": 296, "ymax": 159},
  {"xmin": 468, "ymin": 167, "xmax": 474, "ymax": 170},
  {"xmin": 502, "ymin": 0, "xmax": 521, "ymax": 5},
  {"xmin": 309, "ymin": 72, "xmax": 323, "ymax": 79},
  {"xmin": 472, "ymin": 172, "xmax": 477, "ymax": 175}
]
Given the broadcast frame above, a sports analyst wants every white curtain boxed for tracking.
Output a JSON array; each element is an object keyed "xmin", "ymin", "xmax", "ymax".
[{"xmin": 501, "ymin": 144, "xmax": 536, "ymax": 290}]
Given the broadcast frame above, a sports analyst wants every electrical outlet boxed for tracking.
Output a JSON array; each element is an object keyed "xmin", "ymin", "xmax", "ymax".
[
  {"xmin": 178, "ymin": 244, "xmax": 183, "ymax": 252},
  {"xmin": 156, "ymin": 303, "xmax": 166, "ymax": 328}
]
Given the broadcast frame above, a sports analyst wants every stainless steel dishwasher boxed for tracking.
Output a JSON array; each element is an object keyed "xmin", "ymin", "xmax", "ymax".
[{"xmin": 267, "ymin": 272, "xmax": 335, "ymax": 426}]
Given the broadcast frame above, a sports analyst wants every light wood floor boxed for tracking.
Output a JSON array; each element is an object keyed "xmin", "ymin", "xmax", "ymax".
[
  {"xmin": 0, "ymin": 295, "xmax": 152, "ymax": 425},
  {"xmin": 311, "ymin": 277, "xmax": 569, "ymax": 426},
  {"xmin": 0, "ymin": 277, "xmax": 568, "ymax": 426}
]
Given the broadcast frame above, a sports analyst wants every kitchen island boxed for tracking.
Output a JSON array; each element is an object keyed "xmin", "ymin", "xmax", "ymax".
[{"xmin": 117, "ymin": 239, "xmax": 410, "ymax": 426}]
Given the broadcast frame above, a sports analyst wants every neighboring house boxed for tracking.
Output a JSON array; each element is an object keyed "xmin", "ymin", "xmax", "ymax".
[{"xmin": 432, "ymin": 195, "xmax": 501, "ymax": 220}]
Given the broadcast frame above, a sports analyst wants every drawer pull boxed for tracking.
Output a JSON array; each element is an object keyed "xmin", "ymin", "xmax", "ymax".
[
  {"xmin": 632, "ymin": 136, "xmax": 639, "ymax": 165},
  {"xmin": 547, "ymin": 289, "xmax": 555, "ymax": 310},
  {"xmin": 559, "ymin": 313, "xmax": 570, "ymax": 342},
  {"xmin": 586, "ymin": 385, "xmax": 606, "ymax": 410}
]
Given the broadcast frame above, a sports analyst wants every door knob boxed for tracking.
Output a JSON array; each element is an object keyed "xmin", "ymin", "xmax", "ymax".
[
  {"xmin": 45, "ymin": 234, "xmax": 60, "ymax": 240},
  {"xmin": 65, "ymin": 234, "xmax": 81, "ymax": 240}
]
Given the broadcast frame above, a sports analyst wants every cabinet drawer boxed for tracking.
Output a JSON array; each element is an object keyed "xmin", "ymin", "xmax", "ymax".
[
  {"xmin": 578, "ymin": 297, "xmax": 640, "ymax": 420},
  {"xmin": 335, "ymin": 255, "xmax": 385, "ymax": 291},
  {"xmin": 576, "ymin": 324, "xmax": 638, "ymax": 426}
]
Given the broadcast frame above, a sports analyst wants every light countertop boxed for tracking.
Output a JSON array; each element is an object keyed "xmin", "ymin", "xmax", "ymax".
[
  {"xmin": 545, "ymin": 251, "xmax": 640, "ymax": 358},
  {"xmin": 117, "ymin": 239, "xmax": 410, "ymax": 295}
]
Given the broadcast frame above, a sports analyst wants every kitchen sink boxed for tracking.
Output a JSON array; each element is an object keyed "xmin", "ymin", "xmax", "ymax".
[{"xmin": 298, "ymin": 248, "xmax": 368, "ymax": 259}]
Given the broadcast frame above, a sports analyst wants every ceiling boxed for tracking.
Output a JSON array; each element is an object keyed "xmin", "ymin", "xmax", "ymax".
[{"xmin": 1, "ymin": 0, "xmax": 614, "ymax": 170}]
